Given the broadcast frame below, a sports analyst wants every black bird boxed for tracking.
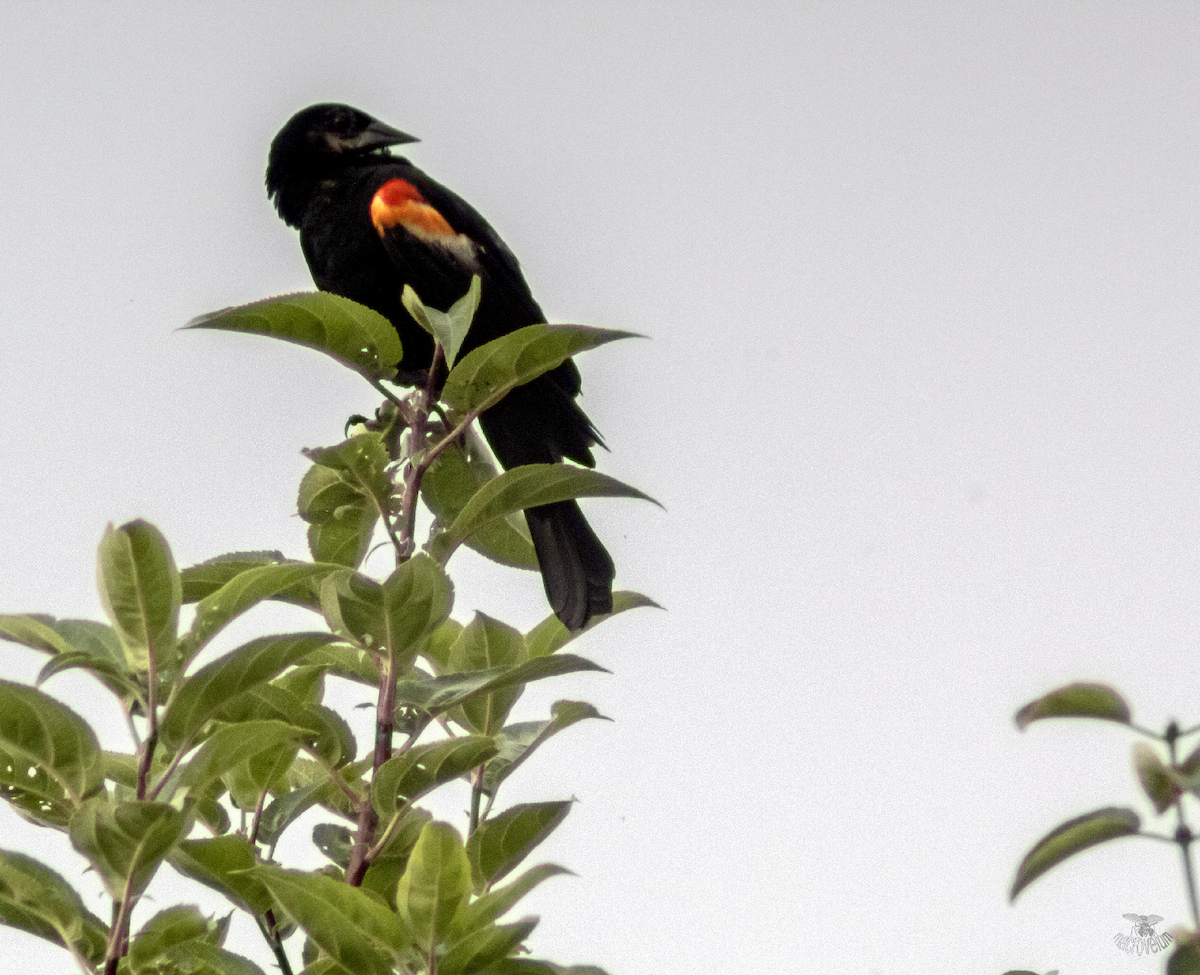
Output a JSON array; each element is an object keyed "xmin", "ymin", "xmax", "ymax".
[{"xmin": 266, "ymin": 103, "xmax": 614, "ymax": 630}]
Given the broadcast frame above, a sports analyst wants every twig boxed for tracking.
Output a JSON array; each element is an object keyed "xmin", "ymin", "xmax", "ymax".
[
  {"xmin": 256, "ymin": 910, "xmax": 294, "ymax": 975},
  {"xmin": 394, "ymin": 347, "xmax": 445, "ymax": 563},
  {"xmin": 1165, "ymin": 724, "xmax": 1200, "ymax": 927},
  {"xmin": 104, "ymin": 875, "xmax": 137, "ymax": 974},
  {"xmin": 469, "ymin": 765, "xmax": 485, "ymax": 836},
  {"xmin": 249, "ymin": 783, "xmax": 270, "ymax": 846},
  {"xmin": 136, "ymin": 647, "xmax": 160, "ymax": 801}
]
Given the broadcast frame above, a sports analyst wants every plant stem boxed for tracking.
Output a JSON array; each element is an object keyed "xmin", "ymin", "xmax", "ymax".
[
  {"xmin": 122, "ymin": 701, "xmax": 142, "ymax": 751},
  {"xmin": 249, "ymin": 783, "xmax": 269, "ymax": 845},
  {"xmin": 480, "ymin": 787, "xmax": 497, "ymax": 825},
  {"xmin": 469, "ymin": 765, "xmax": 484, "ymax": 836},
  {"xmin": 418, "ymin": 405, "xmax": 483, "ymax": 472},
  {"xmin": 345, "ymin": 653, "xmax": 394, "ymax": 886},
  {"xmin": 104, "ymin": 882, "xmax": 135, "ymax": 974},
  {"xmin": 257, "ymin": 910, "xmax": 293, "ymax": 975},
  {"xmin": 1180, "ymin": 827, "xmax": 1200, "ymax": 928},
  {"xmin": 394, "ymin": 348, "xmax": 445, "ymax": 563},
  {"xmin": 136, "ymin": 649, "xmax": 160, "ymax": 800},
  {"xmin": 349, "ymin": 347, "xmax": 443, "ymax": 884},
  {"xmin": 367, "ymin": 377, "xmax": 416, "ymax": 419},
  {"xmin": 362, "ymin": 721, "xmax": 430, "ymax": 863},
  {"xmin": 1166, "ymin": 725, "xmax": 1200, "ymax": 927},
  {"xmin": 147, "ymin": 743, "xmax": 188, "ymax": 801}
]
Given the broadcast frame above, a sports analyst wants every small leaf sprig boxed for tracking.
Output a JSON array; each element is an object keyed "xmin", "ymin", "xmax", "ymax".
[{"xmin": 1011, "ymin": 682, "xmax": 1200, "ymax": 973}]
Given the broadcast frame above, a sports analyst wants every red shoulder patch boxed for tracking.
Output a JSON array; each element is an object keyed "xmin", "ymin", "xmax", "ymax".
[{"xmin": 370, "ymin": 178, "xmax": 456, "ymax": 238}]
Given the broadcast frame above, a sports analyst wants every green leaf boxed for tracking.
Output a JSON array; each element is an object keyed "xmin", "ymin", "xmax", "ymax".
[
  {"xmin": 402, "ymin": 285, "xmax": 433, "ymax": 336},
  {"xmin": 275, "ymin": 664, "xmax": 326, "ymax": 704},
  {"xmin": 169, "ymin": 835, "xmax": 274, "ymax": 914},
  {"xmin": 1014, "ymin": 682, "xmax": 1132, "ymax": 730},
  {"xmin": 217, "ymin": 684, "xmax": 357, "ymax": 768},
  {"xmin": 96, "ymin": 519, "xmax": 181, "ymax": 673},
  {"xmin": 187, "ymin": 291, "xmax": 404, "ymax": 382},
  {"xmin": 298, "ymin": 960, "xmax": 350, "ymax": 975},
  {"xmin": 524, "ymin": 591, "xmax": 662, "ymax": 659},
  {"xmin": 393, "ymin": 668, "xmax": 515, "ymax": 719},
  {"xmin": 397, "ymin": 821, "xmax": 472, "ymax": 953},
  {"xmin": 224, "ymin": 737, "xmax": 299, "ymax": 811},
  {"xmin": 452, "ymin": 863, "xmax": 570, "ymax": 937},
  {"xmin": 448, "ymin": 615, "xmax": 525, "ymax": 736},
  {"xmin": 256, "ymin": 756, "xmax": 371, "ymax": 846},
  {"xmin": 441, "ymin": 323, "xmax": 639, "ymax": 415},
  {"xmin": 477, "ymin": 959, "xmax": 611, "ymax": 975},
  {"xmin": 381, "ymin": 555, "xmax": 456, "ymax": 666},
  {"xmin": 132, "ymin": 930, "xmax": 268, "ymax": 975},
  {"xmin": 424, "ymin": 619, "xmax": 464, "ymax": 672},
  {"xmin": 373, "ymin": 737, "xmax": 498, "ymax": 820},
  {"xmin": 362, "ymin": 807, "xmax": 433, "ymax": 906},
  {"xmin": 484, "ymin": 702, "xmax": 608, "ymax": 793},
  {"xmin": 127, "ymin": 905, "xmax": 214, "ymax": 970},
  {"xmin": 0, "ymin": 848, "xmax": 109, "ymax": 965},
  {"xmin": 306, "ymin": 496, "xmax": 380, "ymax": 569},
  {"xmin": 69, "ymin": 797, "xmax": 190, "ymax": 900},
  {"xmin": 180, "ymin": 562, "xmax": 343, "ymax": 664},
  {"xmin": 257, "ymin": 780, "xmax": 336, "ymax": 849},
  {"xmin": 175, "ymin": 719, "xmax": 306, "ymax": 796},
  {"xmin": 300, "ymin": 434, "xmax": 394, "ymax": 569},
  {"xmin": 319, "ymin": 556, "xmax": 453, "ymax": 669},
  {"xmin": 1179, "ymin": 745, "xmax": 1200, "ymax": 799},
  {"xmin": 1010, "ymin": 806, "xmax": 1141, "ymax": 900},
  {"xmin": 1169, "ymin": 936, "xmax": 1200, "ymax": 975},
  {"xmin": 193, "ymin": 778, "xmax": 232, "ymax": 836},
  {"xmin": 429, "ymin": 466, "xmax": 657, "ymax": 566},
  {"xmin": 0, "ymin": 679, "xmax": 103, "ymax": 822},
  {"xmin": 440, "ymin": 917, "xmax": 538, "ymax": 975},
  {"xmin": 36, "ymin": 652, "xmax": 138, "ymax": 705},
  {"xmin": 467, "ymin": 801, "xmax": 572, "ymax": 892},
  {"xmin": 422, "ymin": 427, "xmax": 538, "ymax": 571},
  {"xmin": 0, "ymin": 615, "xmax": 138, "ymax": 702},
  {"xmin": 303, "ymin": 433, "xmax": 393, "ymax": 507},
  {"xmin": 180, "ymin": 551, "xmax": 290, "ymax": 602},
  {"xmin": 0, "ymin": 614, "xmax": 86, "ymax": 659},
  {"xmin": 253, "ymin": 867, "xmax": 412, "ymax": 975},
  {"xmin": 1132, "ymin": 742, "xmax": 1181, "ymax": 813},
  {"xmin": 319, "ymin": 571, "xmax": 385, "ymax": 650},
  {"xmin": 403, "ymin": 276, "xmax": 480, "ymax": 369},
  {"xmin": 396, "ymin": 657, "xmax": 609, "ymax": 729},
  {"xmin": 161, "ymin": 632, "xmax": 341, "ymax": 749},
  {"xmin": 314, "ymin": 822, "xmax": 355, "ymax": 869}
]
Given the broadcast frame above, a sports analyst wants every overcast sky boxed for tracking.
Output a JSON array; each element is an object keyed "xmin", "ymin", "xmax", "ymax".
[{"xmin": 3, "ymin": 3, "xmax": 1200, "ymax": 973}]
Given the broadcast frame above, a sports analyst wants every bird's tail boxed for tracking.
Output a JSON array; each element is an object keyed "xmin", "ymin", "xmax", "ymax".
[{"xmin": 524, "ymin": 500, "xmax": 614, "ymax": 631}]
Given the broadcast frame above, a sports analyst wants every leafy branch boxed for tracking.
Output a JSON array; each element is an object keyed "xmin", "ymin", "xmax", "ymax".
[
  {"xmin": 1010, "ymin": 681, "xmax": 1200, "ymax": 972},
  {"xmin": 0, "ymin": 281, "xmax": 655, "ymax": 974}
]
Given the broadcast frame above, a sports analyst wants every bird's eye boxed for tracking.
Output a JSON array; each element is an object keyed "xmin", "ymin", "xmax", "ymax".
[{"xmin": 330, "ymin": 110, "xmax": 356, "ymax": 135}]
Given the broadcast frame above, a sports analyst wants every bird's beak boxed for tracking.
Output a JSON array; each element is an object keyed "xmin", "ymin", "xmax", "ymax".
[{"xmin": 354, "ymin": 119, "xmax": 419, "ymax": 151}]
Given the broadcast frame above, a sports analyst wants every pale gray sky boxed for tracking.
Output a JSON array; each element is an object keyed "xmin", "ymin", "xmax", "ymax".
[{"xmin": 3, "ymin": 3, "xmax": 1200, "ymax": 973}]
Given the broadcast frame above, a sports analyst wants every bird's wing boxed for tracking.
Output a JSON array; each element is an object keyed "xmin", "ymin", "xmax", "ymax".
[{"xmin": 368, "ymin": 163, "xmax": 548, "ymax": 331}]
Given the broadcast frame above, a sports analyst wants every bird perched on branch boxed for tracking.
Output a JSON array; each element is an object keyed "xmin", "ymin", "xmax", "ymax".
[{"xmin": 266, "ymin": 103, "xmax": 614, "ymax": 630}]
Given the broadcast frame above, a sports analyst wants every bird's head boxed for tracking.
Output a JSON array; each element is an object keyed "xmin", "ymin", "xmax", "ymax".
[{"xmin": 266, "ymin": 103, "xmax": 418, "ymax": 205}]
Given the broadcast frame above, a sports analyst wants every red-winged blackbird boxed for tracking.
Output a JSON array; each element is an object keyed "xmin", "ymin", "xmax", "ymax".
[{"xmin": 266, "ymin": 103, "xmax": 614, "ymax": 630}]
